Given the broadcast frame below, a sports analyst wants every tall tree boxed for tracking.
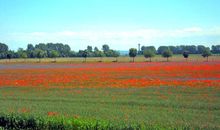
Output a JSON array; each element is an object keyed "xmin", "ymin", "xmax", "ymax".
[
  {"xmin": 102, "ymin": 44, "xmax": 110, "ymax": 52},
  {"xmin": 211, "ymin": 45, "xmax": 220, "ymax": 54},
  {"xmin": 197, "ymin": 45, "xmax": 206, "ymax": 54},
  {"xmin": 202, "ymin": 48, "xmax": 212, "ymax": 62},
  {"xmin": 144, "ymin": 50, "xmax": 155, "ymax": 62},
  {"xmin": 6, "ymin": 51, "xmax": 13, "ymax": 62},
  {"xmin": 20, "ymin": 52, "xmax": 28, "ymax": 62},
  {"xmin": 141, "ymin": 46, "xmax": 156, "ymax": 54},
  {"xmin": 183, "ymin": 51, "xmax": 189, "ymax": 61},
  {"xmin": 0, "ymin": 43, "xmax": 8, "ymax": 53},
  {"xmin": 27, "ymin": 44, "xmax": 34, "ymax": 51},
  {"xmin": 94, "ymin": 47, "xmax": 99, "ymax": 52},
  {"xmin": 82, "ymin": 50, "xmax": 88, "ymax": 62},
  {"xmin": 50, "ymin": 50, "xmax": 59, "ymax": 62},
  {"xmin": 157, "ymin": 46, "xmax": 169, "ymax": 54},
  {"xmin": 34, "ymin": 49, "xmax": 47, "ymax": 62},
  {"xmin": 94, "ymin": 50, "xmax": 105, "ymax": 62},
  {"xmin": 112, "ymin": 51, "xmax": 120, "ymax": 62},
  {"xmin": 129, "ymin": 48, "xmax": 137, "ymax": 62},
  {"xmin": 162, "ymin": 49, "xmax": 173, "ymax": 62},
  {"xmin": 26, "ymin": 44, "xmax": 35, "ymax": 58},
  {"xmin": 87, "ymin": 46, "xmax": 93, "ymax": 52}
]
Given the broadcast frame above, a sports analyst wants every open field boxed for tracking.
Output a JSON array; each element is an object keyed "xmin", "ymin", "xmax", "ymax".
[
  {"xmin": 0, "ymin": 54, "xmax": 220, "ymax": 63},
  {"xmin": 0, "ymin": 62, "xmax": 220, "ymax": 129}
]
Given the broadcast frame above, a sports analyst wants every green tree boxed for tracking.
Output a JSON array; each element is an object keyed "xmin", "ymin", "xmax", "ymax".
[
  {"xmin": 82, "ymin": 50, "xmax": 88, "ymax": 62},
  {"xmin": 162, "ymin": 49, "xmax": 173, "ymax": 62},
  {"xmin": 50, "ymin": 50, "xmax": 59, "ymax": 62},
  {"xmin": 6, "ymin": 51, "xmax": 13, "ymax": 62},
  {"xmin": 105, "ymin": 49, "xmax": 114, "ymax": 57},
  {"xmin": 157, "ymin": 46, "xmax": 169, "ymax": 54},
  {"xmin": 94, "ymin": 51, "xmax": 105, "ymax": 62},
  {"xmin": 0, "ymin": 43, "xmax": 8, "ymax": 59},
  {"xmin": 141, "ymin": 46, "xmax": 156, "ymax": 54},
  {"xmin": 144, "ymin": 50, "xmax": 155, "ymax": 62},
  {"xmin": 34, "ymin": 49, "xmax": 47, "ymax": 62},
  {"xmin": 102, "ymin": 44, "xmax": 110, "ymax": 52},
  {"xmin": 20, "ymin": 52, "xmax": 28, "ymax": 62},
  {"xmin": 183, "ymin": 51, "xmax": 189, "ymax": 61},
  {"xmin": 197, "ymin": 45, "xmax": 206, "ymax": 54},
  {"xmin": 112, "ymin": 51, "xmax": 120, "ymax": 62},
  {"xmin": 211, "ymin": 45, "xmax": 220, "ymax": 54},
  {"xmin": 94, "ymin": 47, "xmax": 99, "ymax": 52},
  {"xmin": 202, "ymin": 48, "xmax": 212, "ymax": 62},
  {"xmin": 129, "ymin": 48, "xmax": 137, "ymax": 62},
  {"xmin": 26, "ymin": 44, "xmax": 35, "ymax": 58},
  {"xmin": 17, "ymin": 48, "xmax": 28, "ymax": 62},
  {"xmin": 27, "ymin": 44, "xmax": 34, "ymax": 51},
  {"xmin": 69, "ymin": 51, "xmax": 76, "ymax": 57},
  {"xmin": 87, "ymin": 46, "xmax": 93, "ymax": 52},
  {"xmin": 0, "ymin": 43, "xmax": 8, "ymax": 53}
]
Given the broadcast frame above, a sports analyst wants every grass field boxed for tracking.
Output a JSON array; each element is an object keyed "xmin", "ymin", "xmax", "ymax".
[
  {"xmin": 0, "ymin": 61, "xmax": 220, "ymax": 129},
  {"xmin": 0, "ymin": 86, "xmax": 219, "ymax": 129},
  {"xmin": 0, "ymin": 54, "xmax": 219, "ymax": 63}
]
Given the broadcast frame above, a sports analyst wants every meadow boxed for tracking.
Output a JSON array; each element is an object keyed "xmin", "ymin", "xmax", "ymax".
[{"xmin": 0, "ymin": 61, "xmax": 220, "ymax": 129}]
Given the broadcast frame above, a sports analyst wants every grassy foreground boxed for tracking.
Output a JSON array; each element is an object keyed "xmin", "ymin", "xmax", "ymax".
[{"xmin": 0, "ymin": 86, "xmax": 219, "ymax": 129}]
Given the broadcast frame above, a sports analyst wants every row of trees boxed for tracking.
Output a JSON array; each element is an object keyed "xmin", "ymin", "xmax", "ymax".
[
  {"xmin": 0, "ymin": 42, "xmax": 218, "ymax": 62},
  {"xmin": 129, "ymin": 47, "xmax": 212, "ymax": 62},
  {"xmin": 77, "ymin": 45, "xmax": 120, "ymax": 62},
  {"xmin": 141, "ymin": 45, "xmax": 220, "ymax": 54},
  {"xmin": 0, "ymin": 43, "xmax": 120, "ymax": 62}
]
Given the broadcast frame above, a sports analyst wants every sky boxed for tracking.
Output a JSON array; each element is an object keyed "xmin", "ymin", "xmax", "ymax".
[{"xmin": 0, "ymin": 0, "xmax": 220, "ymax": 51}]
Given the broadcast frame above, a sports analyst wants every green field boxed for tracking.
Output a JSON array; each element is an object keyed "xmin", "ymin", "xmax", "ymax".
[
  {"xmin": 0, "ymin": 86, "xmax": 219, "ymax": 129},
  {"xmin": 0, "ymin": 54, "xmax": 219, "ymax": 63}
]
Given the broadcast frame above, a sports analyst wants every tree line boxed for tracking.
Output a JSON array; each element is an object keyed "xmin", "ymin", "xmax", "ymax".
[
  {"xmin": 0, "ymin": 42, "xmax": 219, "ymax": 62},
  {"xmin": 129, "ymin": 46, "xmax": 213, "ymax": 62},
  {"xmin": 140, "ymin": 45, "xmax": 220, "ymax": 54},
  {"xmin": 0, "ymin": 43, "xmax": 119, "ymax": 62}
]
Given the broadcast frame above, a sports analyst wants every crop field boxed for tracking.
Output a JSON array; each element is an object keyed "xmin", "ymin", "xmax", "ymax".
[
  {"xmin": 0, "ymin": 62, "xmax": 220, "ymax": 129},
  {"xmin": 0, "ymin": 54, "xmax": 220, "ymax": 63}
]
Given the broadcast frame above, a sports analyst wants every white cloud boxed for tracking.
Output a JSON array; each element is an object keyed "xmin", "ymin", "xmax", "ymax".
[
  {"xmin": 181, "ymin": 27, "xmax": 203, "ymax": 33},
  {"xmin": 3, "ymin": 26, "xmax": 220, "ymax": 50}
]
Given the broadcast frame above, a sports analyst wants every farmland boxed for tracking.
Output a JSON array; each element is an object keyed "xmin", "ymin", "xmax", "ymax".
[
  {"xmin": 0, "ymin": 61, "xmax": 220, "ymax": 129},
  {"xmin": 0, "ymin": 54, "xmax": 220, "ymax": 63}
]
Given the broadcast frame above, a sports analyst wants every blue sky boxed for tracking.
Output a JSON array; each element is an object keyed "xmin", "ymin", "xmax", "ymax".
[{"xmin": 0, "ymin": 0, "xmax": 220, "ymax": 51}]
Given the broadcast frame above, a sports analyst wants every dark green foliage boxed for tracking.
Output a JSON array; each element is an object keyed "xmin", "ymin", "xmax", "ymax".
[
  {"xmin": 0, "ymin": 113, "xmax": 217, "ymax": 130},
  {"xmin": 162, "ymin": 49, "xmax": 173, "ymax": 61},
  {"xmin": 87, "ymin": 46, "xmax": 93, "ymax": 52},
  {"xmin": 82, "ymin": 50, "xmax": 88, "ymax": 62},
  {"xmin": 0, "ymin": 42, "xmax": 8, "ymax": 60},
  {"xmin": 202, "ymin": 48, "xmax": 212, "ymax": 61},
  {"xmin": 157, "ymin": 46, "xmax": 169, "ymax": 54},
  {"xmin": 112, "ymin": 51, "xmax": 120, "ymax": 62},
  {"xmin": 33, "ymin": 49, "xmax": 47, "ymax": 62},
  {"xmin": 183, "ymin": 51, "xmax": 189, "ymax": 59},
  {"xmin": 129, "ymin": 48, "xmax": 137, "ymax": 62},
  {"xmin": 50, "ymin": 50, "xmax": 59, "ymax": 62},
  {"xmin": 0, "ymin": 42, "xmax": 219, "ymax": 60},
  {"xmin": 157, "ymin": 45, "xmax": 209, "ymax": 54},
  {"xmin": 102, "ymin": 44, "xmax": 110, "ymax": 52},
  {"xmin": 211, "ymin": 45, "xmax": 220, "ymax": 54},
  {"xmin": 141, "ymin": 46, "xmax": 156, "ymax": 54},
  {"xmin": 197, "ymin": 45, "xmax": 206, "ymax": 54},
  {"xmin": 143, "ymin": 50, "xmax": 155, "ymax": 62},
  {"xmin": 0, "ymin": 43, "xmax": 8, "ymax": 53}
]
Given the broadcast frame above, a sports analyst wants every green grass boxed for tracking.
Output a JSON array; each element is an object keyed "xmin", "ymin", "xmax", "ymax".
[
  {"xmin": 0, "ymin": 54, "xmax": 219, "ymax": 63},
  {"xmin": 0, "ymin": 86, "xmax": 219, "ymax": 129}
]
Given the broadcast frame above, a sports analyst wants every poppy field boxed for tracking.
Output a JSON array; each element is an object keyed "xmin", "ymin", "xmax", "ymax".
[{"xmin": 0, "ymin": 62, "xmax": 220, "ymax": 129}]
